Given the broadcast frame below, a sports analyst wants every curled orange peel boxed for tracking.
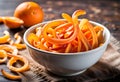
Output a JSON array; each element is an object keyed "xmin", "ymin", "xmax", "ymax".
[
  {"xmin": 72, "ymin": 10, "xmax": 91, "ymax": 50},
  {"xmin": 97, "ymin": 30, "xmax": 104, "ymax": 44},
  {"xmin": 27, "ymin": 9, "xmax": 104, "ymax": 53},
  {"xmin": 43, "ymin": 20, "xmax": 78, "ymax": 45},
  {"xmin": 12, "ymin": 32, "xmax": 26, "ymax": 49},
  {"xmin": 0, "ymin": 50, "xmax": 7, "ymax": 63},
  {"xmin": 13, "ymin": 43, "xmax": 26, "ymax": 50},
  {"xmin": 0, "ymin": 31, "xmax": 10, "ymax": 44},
  {"xmin": 14, "ymin": 32, "xmax": 22, "ymax": 44},
  {"xmin": 72, "ymin": 9, "xmax": 86, "ymax": 24},
  {"xmin": 7, "ymin": 54, "xmax": 30, "ymax": 72},
  {"xmin": 85, "ymin": 20, "xmax": 98, "ymax": 48},
  {"xmin": 1, "ymin": 69, "xmax": 21, "ymax": 80},
  {"xmin": 0, "ymin": 45, "xmax": 18, "ymax": 55},
  {"xmin": 62, "ymin": 13, "xmax": 73, "ymax": 23}
]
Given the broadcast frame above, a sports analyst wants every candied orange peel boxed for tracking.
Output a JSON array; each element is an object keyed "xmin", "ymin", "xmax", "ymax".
[
  {"xmin": 12, "ymin": 32, "xmax": 26, "ymax": 50},
  {"xmin": 0, "ymin": 45, "xmax": 18, "ymax": 55},
  {"xmin": 0, "ymin": 31, "xmax": 10, "ymax": 44},
  {"xmin": 7, "ymin": 54, "xmax": 30, "ymax": 72},
  {"xmin": 1, "ymin": 69, "xmax": 21, "ymax": 80},
  {"xmin": 0, "ymin": 32, "xmax": 29, "ymax": 80},
  {"xmin": 0, "ymin": 50, "xmax": 7, "ymax": 63},
  {"xmin": 27, "ymin": 9, "xmax": 104, "ymax": 53},
  {"xmin": 0, "ymin": 44, "xmax": 29, "ymax": 80}
]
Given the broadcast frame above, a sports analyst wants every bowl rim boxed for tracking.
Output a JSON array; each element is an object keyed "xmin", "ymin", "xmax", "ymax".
[{"xmin": 24, "ymin": 19, "xmax": 110, "ymax": 55}]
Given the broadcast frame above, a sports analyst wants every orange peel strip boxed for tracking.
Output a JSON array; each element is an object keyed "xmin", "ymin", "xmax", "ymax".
[
  {"xmin": 39, "ymin": 38, "xmax": 50, "ymax": 51},
  {"xmin": 97, "ymin": 30, "xmax": 104, "ymax": 44},
  {"xmin": 94, "ymin": 26, "xmax": 104, "ymax": 33},
  {"xmin": 55, "ymin": 22, "xmax": 72, "ymax": 31},
  {"xmin": 27, "ymin": 33, "xmax": 39, "ymax": 45},
  {"xmin": 14, "ymin": 32, "xmax": 22, "ymax": 44},
  {"xmin": 1, "ymin": 69, "xmax": 21, "ymax": 80},
  {"xmin": 84, "ymin": 31, "xmax": 92, "ymax": 39},
  {"xmin": 36, "ymin": 26, "xmax": 43, "ymax": 37},
  {"xmin": 72, "ymin": 9, "xmax": 86, "ymax": 24},
  {"xmin": 72, "ymin": 10, "xmax": 92, "ymax": 50},
  {"xmin": 47, "ymin": 27, "xmax": 57, "ymax": 38},
  {"xmin": 0, "ymin": 31, "xmax": 10, "ymax": 44},
  {"xmin": 43, "ymin": 20, "xmax": 78, "ymax": 44},
  {"xmin": 0, "ymin": 50, "xmax": 7, "ymax": 63},
  {"xmin": 77, "ymin": 35, "xmax": 81, "ymax": 52},
  {"xmin": 62, "ymin": 13, "xmax": 73, "ymax": 23},
  {"xmin": 0, "ymin": 45, "xmax": 18, "ymax": 55},
  {"xmin": 72, "ymin": 10, "xmax": 86, "ymax": 18},
  {"xmin": 27, "ymin": 9, "xmax": 104, "ymax": 53},
  {"xmin": 7, "ymin": 54, "xmax": 30, "ymax": 72},
  {"xmin": 78, "ymin": 30, "xmax": 91, "ymax": 51},
  {"xmin": 13, "ymin": 44, "xmax": 26, "ymax": 50},
  {"xmin": 65, "ymin": 43, "xmax": 71, "ymax": 53},
  {"xmin": 85, "ymin": 19, "xmax": 98, "ymax": 48}
]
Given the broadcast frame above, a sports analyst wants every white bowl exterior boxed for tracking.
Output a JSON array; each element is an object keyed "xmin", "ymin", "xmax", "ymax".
[
  {"xmin": 24, "ymin": 19, "xmax": 110, "ymax": 76},
  {"xmin": 27, "ymin": 44, "xmax": 107, "ymax": 75}
]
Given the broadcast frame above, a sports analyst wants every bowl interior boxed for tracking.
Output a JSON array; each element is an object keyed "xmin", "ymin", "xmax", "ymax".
[{"xmin": 24, "ymin": 19, "xmax": 110, "ymax": 55}]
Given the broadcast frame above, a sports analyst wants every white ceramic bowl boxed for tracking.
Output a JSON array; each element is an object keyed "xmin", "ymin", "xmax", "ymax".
[{"xmin": 24, "ymin": 19, "xmax": 110, "ymax": 76}]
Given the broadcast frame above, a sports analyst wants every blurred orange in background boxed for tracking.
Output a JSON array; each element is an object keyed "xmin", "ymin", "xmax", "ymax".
[{"xmin": 14, "ymin": 1, "xmax": 44, "ymax": 27}]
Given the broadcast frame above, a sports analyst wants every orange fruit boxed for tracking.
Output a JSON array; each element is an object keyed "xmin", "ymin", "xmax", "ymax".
[
  {"xmin": 2, "ymin": 17, "xmax": 24, "ymax": 29},
  {"xmin": 14, "ymin": 1, "xmax": 44, "ymax": 27}
]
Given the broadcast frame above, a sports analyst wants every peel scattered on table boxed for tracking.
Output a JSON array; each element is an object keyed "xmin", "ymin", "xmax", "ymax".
[
  {"xmin": 0, "ymin": 31, "xmax": 26, "ymax": 50},
  {"xmin": 1, "ymin": 69, "xmax": 21, "ymax": 80},
  {"xmin": 12, "ymin": 32, "xmax": 26, "ymax": 49},
  {"xmin": 0, "ymin": 31, "xmax": 10, "ymax": 44},
  {"xmin": 0, "ymin": 45, "xmax": 29, "ymax": 80},
  {"xmin": 14, "ymin": 33, "xmax": 22, "ymax": 44},
  {"xmin": 28, "ymin": 9, "xmax": 104, "ymax": 53},
  {"xmin": 0, "ymin": 50, "xmax": 7, "ymax": 63},
  {"xmin": 0, "ymin": 44, "xmax": 29, "ymax": 80},
  {"xmin": 0, "ymin": 31, "xmax": 29, "ymax": 80},
  {"xmin": 0, "ymin": 45, "xmax": 18, "ymax": 55},
  {"xmin": 7, "ymin": 54, "xmax": 30, "ymax": 72},
  {"xmin": 13, "ymin": 44, "xmax": 26, "ymax": 50}
]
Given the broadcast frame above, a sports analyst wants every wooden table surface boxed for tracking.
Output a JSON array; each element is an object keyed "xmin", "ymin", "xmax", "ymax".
[{"xmin": 0, "ymin": 0, "xmax": 120, "ymax": 82}]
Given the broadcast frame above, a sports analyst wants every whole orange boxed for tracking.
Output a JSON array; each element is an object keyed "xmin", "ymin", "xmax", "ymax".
[{"xmin": 14, "ymin": 1, "xmax": 44, "ymax": 27}]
